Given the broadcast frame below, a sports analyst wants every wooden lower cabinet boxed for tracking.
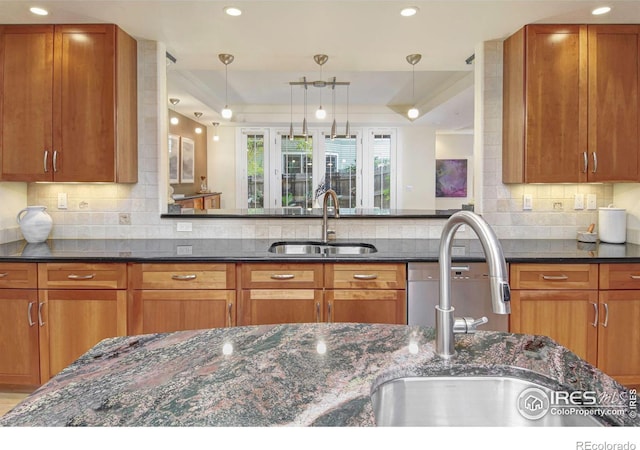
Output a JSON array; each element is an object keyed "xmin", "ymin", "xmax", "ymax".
[
  {"xmin": 240, "ymin": 289, "xmax": 323, "ymax": 325},
  {"xmin": 129, "ymin": 290, "xmax": 235, "ymax": 334},
  {"xmin": 326, "ymin": 290, "xmax": 406, "ymax": 324},
  {"xmin": 238, "ymin": 262, "xmax": 407, "ymax": 326},
  {"xmin": 510, "ymin": 290, "xmax": 598, "ymax": 365},
  {"xmin": 0, "ymin": 289, "xmax": 40, "ymax": 387},
  {"xmin": 38, "ymin": 289, "xmax": 127, "ymax": 382}
]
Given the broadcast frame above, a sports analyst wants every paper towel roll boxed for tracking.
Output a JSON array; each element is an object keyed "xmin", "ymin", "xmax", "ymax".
[{"xmin": 598, "ymin": 206, "xmax": 626, "ymax": 244}]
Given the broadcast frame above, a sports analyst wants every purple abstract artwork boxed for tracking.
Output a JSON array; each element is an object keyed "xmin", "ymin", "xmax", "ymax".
[{"xmin": 436, "ymin": 159, "xmax": 467, "ymax": 198}]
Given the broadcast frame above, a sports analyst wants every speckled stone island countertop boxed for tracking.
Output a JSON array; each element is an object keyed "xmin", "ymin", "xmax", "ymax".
[{"xmin": 0, "ymin": 323, "xmax": 638, "ymax": 427}]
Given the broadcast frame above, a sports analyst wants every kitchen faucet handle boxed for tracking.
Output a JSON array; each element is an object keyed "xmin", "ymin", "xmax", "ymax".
[{"xmin": 453, "ymin": 316, "xmax": 488, "ymax": 334}]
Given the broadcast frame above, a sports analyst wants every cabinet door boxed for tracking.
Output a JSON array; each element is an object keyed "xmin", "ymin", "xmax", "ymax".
[
  {"xmin": 0, "ymin": 25, "xmax": 54, "ymax": 181},
  {"xmin": 0, "ymin": 290, "xmax": 40, "ymax": 386},
  {"xmin": 510, "ymin": 290, "xmax": 598, "ymax": 365},
  {"xmin": 588, "ymin": 25, "xmax": 640, "ymax": 182},
  {"xmin": 239, "ymin": 289, "xmax": 323, "ymax": 326},
  {"xmin": 52, "ymin": 25, "xmax": 116, "ymax": 182},
  {"xmin": 39, "ymin": 289, "xmax": 127, "ymax": 382},
  {"xmin": 129, "ymin": 290, "xmax": 235, "ymax": 334},
  {"xmin": 503, "ymin": 25, "xmax": 587, "ymax": 183},
  {"xmin": 326, "ymin": 290, "xmax": 406, "ymax": 325},
  {"xmin": 597, "ymin": 291, "xmax": 640, "ymax": 386}
]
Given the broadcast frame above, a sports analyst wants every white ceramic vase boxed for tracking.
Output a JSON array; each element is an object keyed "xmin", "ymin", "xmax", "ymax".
[{"xmin": 17, "ymin": 206, "xmax": 53, "ymax": 244}]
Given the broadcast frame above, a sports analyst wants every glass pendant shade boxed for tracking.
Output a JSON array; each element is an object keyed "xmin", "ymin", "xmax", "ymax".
[
  {"xmin": 315, "ymin": 106, "xmax": 326, "ymax": 120},
  {"xmin": 221, "ymin": 107, "xmax": 232, "ymax": 119},
  {"xmin": 407, "ymin": 107, "xmax": 419, "ymax": 119}
]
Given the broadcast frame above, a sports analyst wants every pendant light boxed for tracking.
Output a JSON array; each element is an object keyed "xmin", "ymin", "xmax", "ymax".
[
  {"xmin": 218, "ymin": 53, "xmax": 234, "ymax": 119},
  {"xmin": 194, "ymin": 112, "xmax": 203, "ymax": 134},
  {"xmin": 289, "ymin": 85, "xmax": 294, "ymax": 140},
  {"xmin": 330, "ymin": 79, "xmax": 337, "ymax": 140},
  {"xmin": 302, "ymin": 78, "xmax": 308, "ymax": 139},
  {"xmin": 169, "ymin": 98, "xmax": 180, "ymax": 125},
  {"xmin": 314, "ymin": 54, "xmax": 328, "ymax": 120},
  {"xmin": 406, "ymin": 53, "xmax": 421, "ymax": 120},
  {"xmin": 212, "ymin": 122, "xmax": 220, "ymax": 142},
  {"xmin": 345, "ymin": 85, "xmax": 351, "ymax": 138}
]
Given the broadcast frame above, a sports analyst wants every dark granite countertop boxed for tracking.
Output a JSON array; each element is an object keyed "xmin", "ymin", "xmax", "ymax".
[
  {"xmin": 0, "ymin": 323, "xmax": 637, "ymax": 427},
  {"xmin": 1, "ymin": 238, "xmax": 640, "ymax": 263}
]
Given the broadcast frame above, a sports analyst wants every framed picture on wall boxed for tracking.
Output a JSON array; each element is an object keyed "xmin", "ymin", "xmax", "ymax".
[
  {"xmin": 168, "ymin": 134, "xmax": 180, "ymax": 184},
  {"xmin": 435, "ymin": 159, "xmax": 468, "ymax": 197},
  {"xmin": 180, "ymin": 137, "xmax": 195, "ymax": 183}
]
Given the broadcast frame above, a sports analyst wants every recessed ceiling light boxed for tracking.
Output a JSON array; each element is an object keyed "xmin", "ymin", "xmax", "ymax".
[
  {"xmin": 224, "ymin": 6, "xmax": 242, "ymax": 17},
  {"xmin": 400, "ymin": 6, "xmax": 419, "ymax": 17},
  {"xmin": 592, "ymin": 6, "xmax": 612, "ymax": 15},
  {"xmin": 29, "ymin": 7, "xmax": 49, "ymax": 16}
]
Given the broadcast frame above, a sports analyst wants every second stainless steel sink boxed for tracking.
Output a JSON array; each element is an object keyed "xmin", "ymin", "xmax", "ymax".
[
  {"xmin": 371, "ymin": 375, "xmax": 606, "ymax": 426},
  {"xmin": 268, "ymin": 241, "xmax": 377, "ymax": 256}
]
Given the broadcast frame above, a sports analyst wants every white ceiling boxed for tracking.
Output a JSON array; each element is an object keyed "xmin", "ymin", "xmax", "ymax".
[{"xmin": 2, "ymin": 0, "xmax": 640, "ymax": 131}]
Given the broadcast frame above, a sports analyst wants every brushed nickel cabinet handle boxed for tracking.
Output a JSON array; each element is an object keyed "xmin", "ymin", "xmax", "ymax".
[
  {"xmin": 601, "ymin": 303, "xmax": 609, "ymax": 328},
  {"xmin": 38, "ymin": 302, "xmax": 45, "ymax": 326},
  {"xmin": 590, "ymin": 302, "xmax": 598, "ymax": 328},
  {"xmin": 316, "ymin": 302, "xmax": 321, "ymax": 323},
  {"xmin": 0, "ymin": 272, "xmax": 8, "ymax": 278},
  {"xmin": 28, "ymin": 302, "xmax": 36, "ymax": 327},
  {"xmin": 67, "ymin": 274, "xmax": 96, "ymax": 280},
  {"xmin": 592, "ymin": 152, "xmax": 597, "ymax": 173},
  {"xmin": 542, "ymin": 275, "xmax": 569, "ymax": 281},
  {"xmin": 353, "ymin": 274, "xmax": 378, "ymax": 280},
  {"xmin": 171, "ymin": 274, "xmax": 197, "ymax": 280},
  {"xmin": 227, "ymin": 302, "xmax": 232, "ymax": 327},
  {"xmin": 53, "ymin": 150, "xmax": 58, "ymax": 172},
  {"xmin": 630, "ymin": 275, "xmax": 640, "ymax": 280},
  {"xmin": 44, "ymin": 150, "xmax": 49, "ymax": 173},
  {"xmin": 327, "ymin": 303, "xmax": 332, "ymax": 323},
  {"xmin": 583, "ymin": 152, "xmax": 588, "ymax": 173},
  {"xmin": 270, "ymin": 274, "xmax": 295, "ymax": 280}
]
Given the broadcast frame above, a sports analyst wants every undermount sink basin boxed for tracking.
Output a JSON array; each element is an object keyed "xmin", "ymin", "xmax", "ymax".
[
  {"xmin": 371, "ymin": 376, "xmax": 605, "ymax": 427},
  {"xmin": 268, "ymin": 241, "xmax": 377, "ymax": 256}
]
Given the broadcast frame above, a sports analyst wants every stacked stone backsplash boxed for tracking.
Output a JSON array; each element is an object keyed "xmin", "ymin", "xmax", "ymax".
[{"xmin": 0, "ymin": 39, "xmax": 633, "ymax": 245}]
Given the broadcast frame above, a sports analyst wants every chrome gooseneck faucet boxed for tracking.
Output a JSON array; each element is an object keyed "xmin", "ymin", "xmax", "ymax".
[
  {"xmin": 321, "ymin": 189, "xmax": 340, "ymax": 243},
  {"xmin": 436, "ymin": 211, "xmax": 511, "ymax": 358}
]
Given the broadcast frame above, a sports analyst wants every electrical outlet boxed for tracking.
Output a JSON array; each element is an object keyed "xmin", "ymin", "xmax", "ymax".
[
  {"xmin": 177, "ymin": 222, "xmax": 192, "ymax": 232},
  {"xmin": 587, "ymin": 194, "xmax": 597, "ymax": 210},
  {"xmin": 57, "ymin": 192, "xmax": 67, "ymax": 209},
  {"xmin": 176, "ymin": 245, "xmax": 193, "ymax": 255},
  {"xmin": 118, "ymin": 213, "xmax": 131, "ymax": 225},
  {"xmin": 553, "ymin": 202, "xmax": 563, "ymax": 211},
  {"xmin": 574, "ymin": 193, "xmax": 584, "ymax": 210},
  {"xmin": 523, "ymin": 194, "xmax": 533, "ymax": 210}
]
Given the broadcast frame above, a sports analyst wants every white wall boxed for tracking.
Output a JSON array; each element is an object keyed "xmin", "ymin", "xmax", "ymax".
[
  {"xmin": 207, "ymin": 125, "xmax": 237, "ymax": 209},
  {"xmin": 435, "ymin": 133, "xmax": 474, "ymax": 210},
  {"xmin": 396, "ymin": 125, "xmax": 437, "ymax": 210}
]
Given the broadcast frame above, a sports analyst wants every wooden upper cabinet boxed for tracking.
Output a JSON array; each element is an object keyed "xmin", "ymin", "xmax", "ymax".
[
  {"xmin": 588, "ymin": 25, "xmax": 640, "ymax": 182},
  {"xmin": 503, "ymin": 24, "xmax": 640, "ymax": 183},
  {"xmin": 0, "ymin": 24, "xmax": 137, "ymax": 183}
]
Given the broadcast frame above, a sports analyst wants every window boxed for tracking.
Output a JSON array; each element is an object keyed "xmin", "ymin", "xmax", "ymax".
[
  {"xmin": 372, "ymin": 133, "xmax": 393, "ymax": 209},
  {"xmin": 323, "ymin": 136, "xmax": 359, "ymax": 209},
  {"xmin": 238, "ymin": 130, "xmax": 270, "ymax": 210},
  {"xmin": 280, "ymin": 135, "xmax": 314, "ymax": 208}
]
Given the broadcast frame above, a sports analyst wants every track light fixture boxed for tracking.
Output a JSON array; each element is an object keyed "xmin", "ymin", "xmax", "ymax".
[{"xmin": 218, "ymin": 53, "xmax": 234, "ymax": 119}]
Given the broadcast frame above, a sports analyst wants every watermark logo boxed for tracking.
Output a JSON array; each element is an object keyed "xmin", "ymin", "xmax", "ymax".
[
  {"xmin": 517, "ymin": 387, "xmax": 550, "ymax": 420},
  {"xmin": 516, "ymin": 387, "xmax": 637, "ymax": 421}
]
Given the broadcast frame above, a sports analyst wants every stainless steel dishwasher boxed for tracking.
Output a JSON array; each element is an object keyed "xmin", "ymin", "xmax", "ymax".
[{"xmin": 407, "ymin": 262, "xmax": 509, "ymax": 331}]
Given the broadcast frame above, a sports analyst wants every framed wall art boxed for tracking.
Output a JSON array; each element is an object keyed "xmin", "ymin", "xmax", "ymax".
[
  {"xmin": 435, "ymin": 159, "xmax": 467, "ymax": 198},
  {"xmin": 180, "ymin": 137, "xmax": 195, "ymax": 184},
  {"xmin": 168, "ymin": 134, "xmax": 180, "ymax": 184}
]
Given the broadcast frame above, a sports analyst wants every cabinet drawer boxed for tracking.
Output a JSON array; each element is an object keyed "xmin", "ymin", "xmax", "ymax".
[
  {"xmin": 325, "ymin": 263, "xmax": 406, "ymax": 289},
  {"xmin": 599, "ymin": 264, "xmax": 640, "ymax": 290},
  {"xmin": 0, "ymin": 263, "xmax": 38, "ymax": 289},
  {"xmin": 128, "ymin": 263, "xmax": 235, "ymax": 290},
  {"xmin": 509, "ymin": 264, "xmax": 598, "ymax": 290},
  {"xmin": 240, "ymin": 263, "xmax": 323, "ymax": 289},
  {"xmin": 38, "ymin": 263, "xmax": 126, "ymax": 289}
]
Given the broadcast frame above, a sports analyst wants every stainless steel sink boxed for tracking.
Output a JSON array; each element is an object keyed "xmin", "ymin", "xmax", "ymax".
[
  {"xmin": 268, "ymin": 241, "xmax": 377, "ymax": 256},
  {"xmin": 371, "ymin": 376, "xmax": 605, "ymax": 426}
]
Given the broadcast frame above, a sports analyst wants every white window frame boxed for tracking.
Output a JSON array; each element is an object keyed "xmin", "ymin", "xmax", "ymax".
[
  {"xmin": 236, "ymin": 128, "xmax": 271, "ymax": 209},
  {"xmin": 273, "ymin": 129, "xmax": 320, "ymax": 208},
  {"xmin": 363, "ymin": 128, "xmax": 397, "ymax": 209},
  {"xmin": 318, "ymin": 130, "xmax": 363, "ymax": 208}
]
